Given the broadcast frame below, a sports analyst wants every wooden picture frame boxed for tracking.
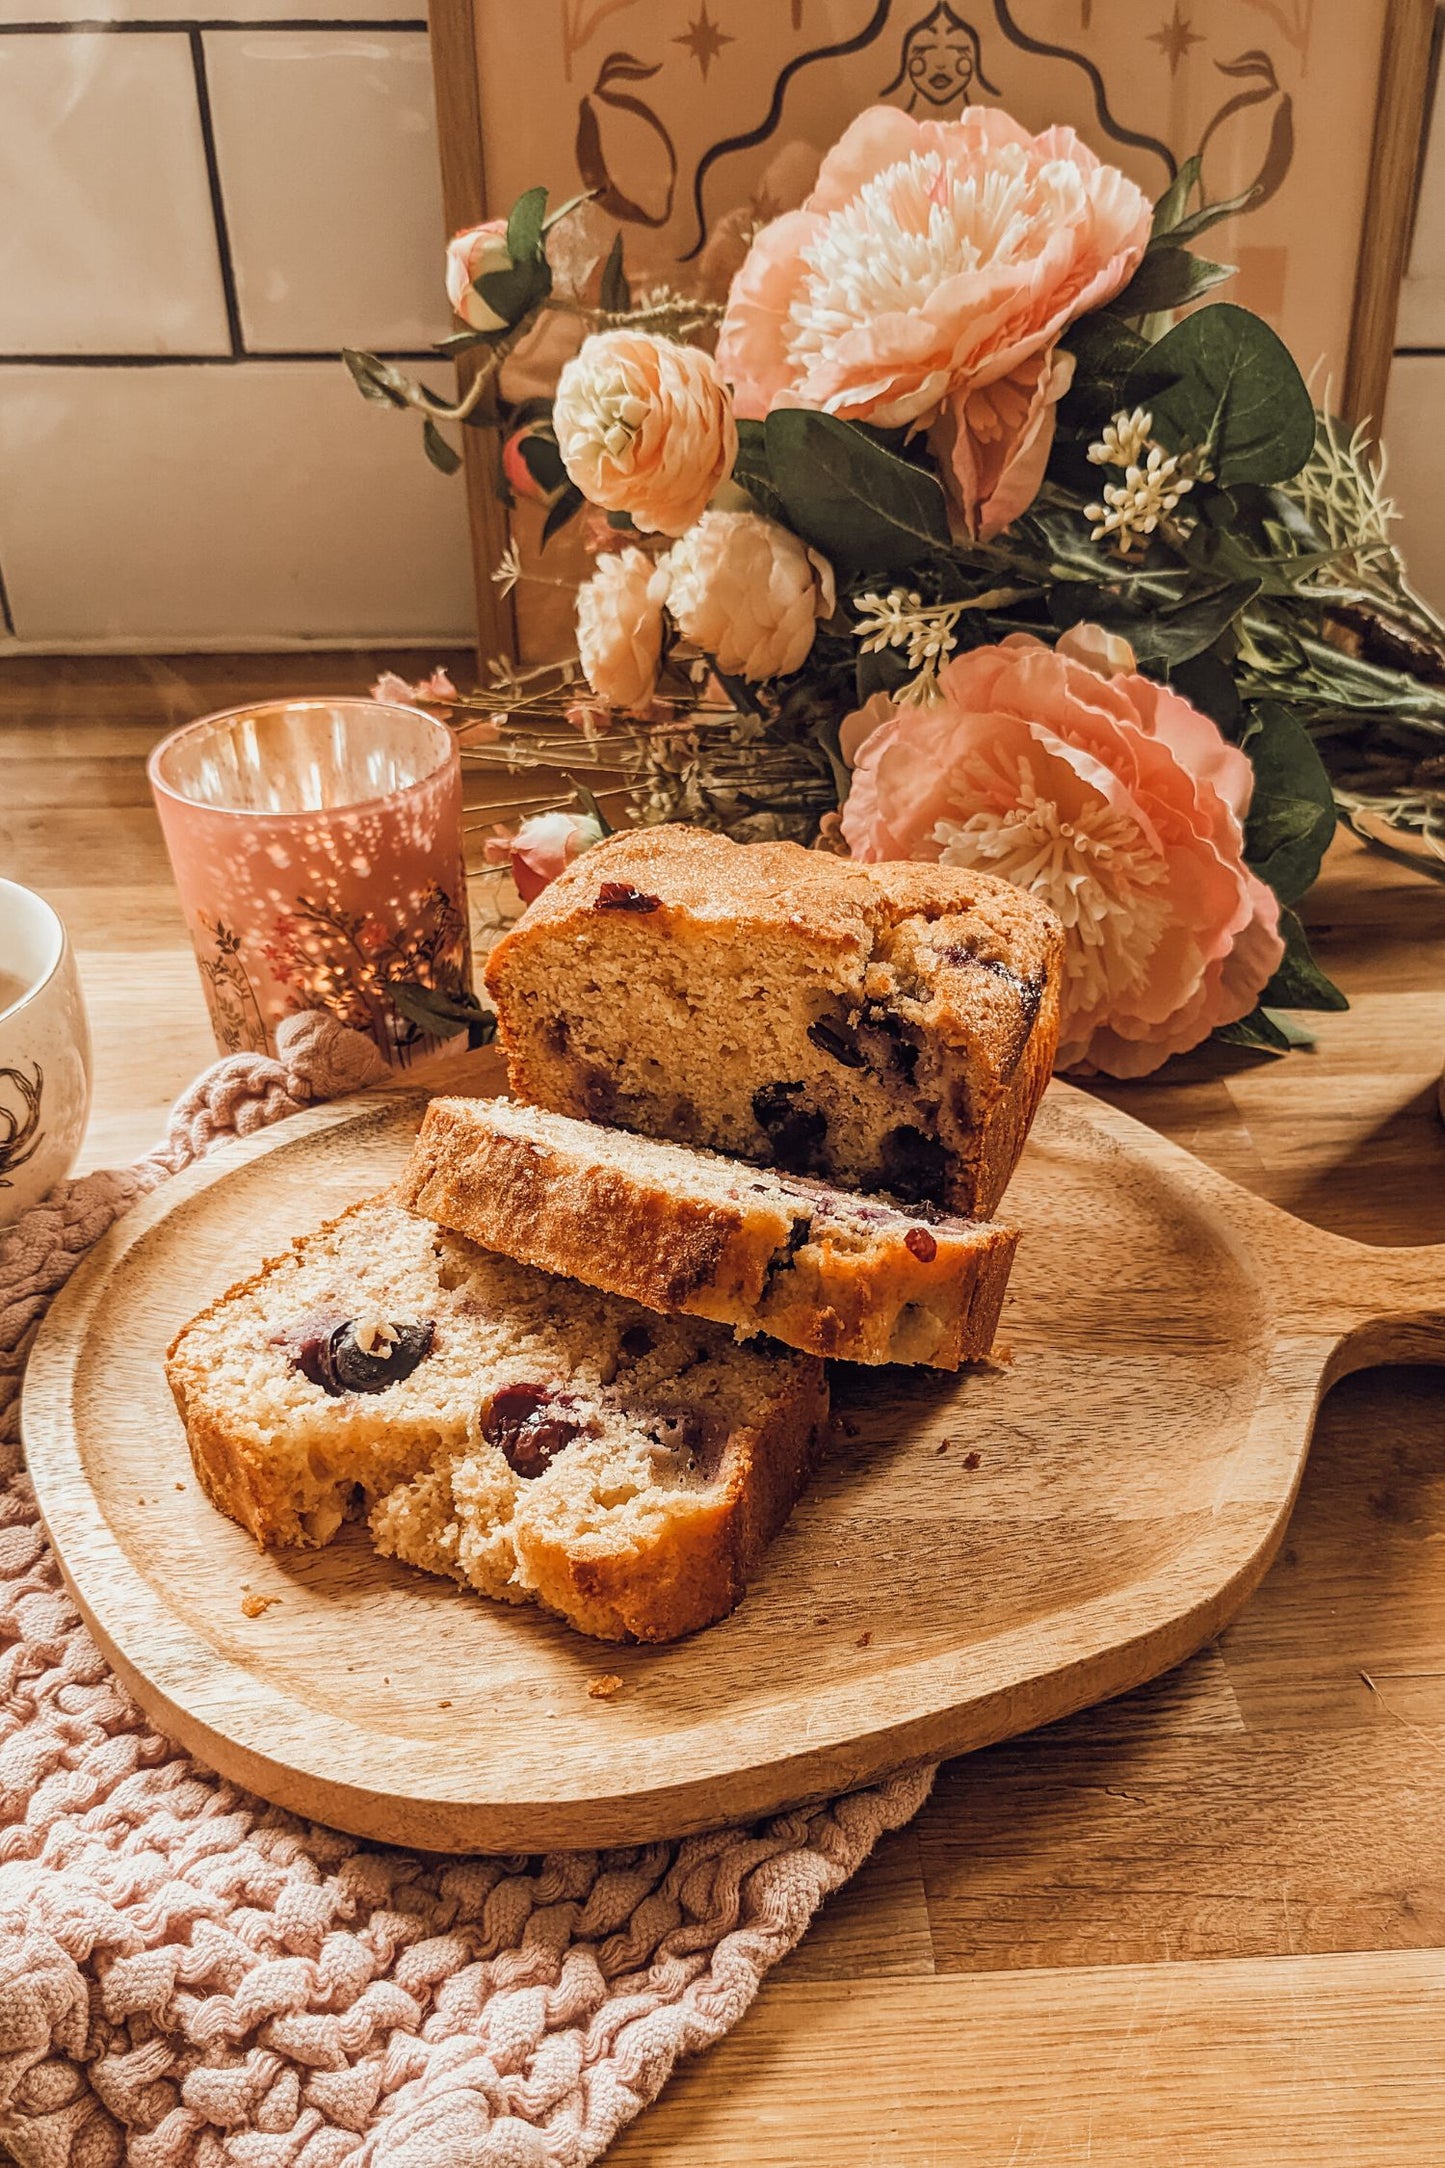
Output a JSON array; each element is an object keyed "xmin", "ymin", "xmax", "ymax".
[{"xmin": 428, "ymin": 0, "xmax": 1437, "ymax": 657}]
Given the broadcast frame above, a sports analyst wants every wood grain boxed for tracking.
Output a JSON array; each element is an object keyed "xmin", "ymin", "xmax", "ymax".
[
  {"xmin": 21, "ymin": 1069, "xmax": 1444, "ymax": 1850},
  {"xmin": 1345, "ymin": 0, "xmax": 1438, "ymax": 428},
  {"xmin": 7, "ymin": 653, "xmax": 1445, "ymax": 2159}
]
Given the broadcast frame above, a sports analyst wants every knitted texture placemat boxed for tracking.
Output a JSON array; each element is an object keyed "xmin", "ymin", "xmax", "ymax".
[{"xmin": 0, "ymin": 1017, "xmax": 934, "ymax": 2168}]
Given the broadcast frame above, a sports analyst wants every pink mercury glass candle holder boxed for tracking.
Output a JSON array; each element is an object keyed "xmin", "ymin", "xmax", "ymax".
[{"xmin": 149, "ymin": 698, "xmax": 473, "ymax": 1068}]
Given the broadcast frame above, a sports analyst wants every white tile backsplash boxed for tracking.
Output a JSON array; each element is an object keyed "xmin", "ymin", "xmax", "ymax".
[
  {"xmin": 205, "ymin": 30, "xmax": 450, "ymax": 353},
  {"xmin": 0, "ymin": 0, "xmax": 425, "ymax": 21},
  {"xmin": 0, "ymin": 32, "xmax": 231, "ymax": 356},
  {"xmin": 0, "ymin": 362, "xmax": 473, "ymax": 642}
]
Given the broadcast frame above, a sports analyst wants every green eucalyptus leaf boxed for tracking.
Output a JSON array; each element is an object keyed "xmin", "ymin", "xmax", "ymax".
[
  {"xmin": 1242, "ymin": 699, "xmax": 1337, "ymax": 904},
  {"xmin": 422, "ymin": 418, "xmax": 462, "ymax": 475},
  {"xmin": 1170, "ymin": 645, "xmax": 1243, "ymax": 733},
  {"xmin": 598, "ymin": 231, "xmax": 631, "ymax": 313},
  {"xmin": 541, "ymin": 482, "xmax": 585, "ymax": 544},
  {"xmin": 476, "ymin": 256, "xmax": 551, "ymax": 327},
  {"xmin": 1132, "ymin": 303, "xmax": 1315, "ymax": 484},
  {"xmin": 387, "ymin": 979, "xmax": 496, "ymax": 1048},
  {"xmin": 1161, "ymin": 179, "xmax": 1263, "ymax": 249},
  {"xmin": 731, "ymin": 417, "xmax": 787, "ymax": 522},
  {"xmin": 1263, "ymin": 905, "xmax": 1348, "ymax": 1012},
  {"xmin": 1214, "ymin": 1006, "xmax": 1293, "ymax": 1054},
  {"xmin": 1109, "ymin": 247, "xmax": 1234, "ymax": 319},
  {"xmin": 343, "ymin": 348, "xmax": 411, "ymax": 408},
  {"xmin": 563, "ymin": 775, "xmax": 613, "ymax": 834},
  {"xmin": 518, "ymin": 430, "xmax": 567, "ymax": 495},
  {"xmin": 763, "ymin": 410, "xmax": 950, "ymax": 573},
  {"xmin": 505, "ymin": 185, "xmax": 549, "ymax": 265},
  {"xmin": 432, "ymin": 328, "xmax": 496, "ymax": 356},
  {"xmin": 1050, "ymin": 576, "xmax": 1258, "ymax": 667},
  {"xmin": 1150, "ymin": 154, "xmax": 1202, "ymax": 240}
]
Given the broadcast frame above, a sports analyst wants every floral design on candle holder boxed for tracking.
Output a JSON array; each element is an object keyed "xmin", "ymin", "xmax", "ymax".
[{"xmin": 151, "ymin": 700, "xmax": 474, "ymax": 1070}]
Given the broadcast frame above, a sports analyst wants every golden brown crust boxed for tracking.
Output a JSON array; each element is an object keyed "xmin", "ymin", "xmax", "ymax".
[
  {"xmin": 164, "ymin": 1197, "xmax": 384, "ymax": 1549},
  {"xmin": 484, "ymin": 825, "xmax": 1062, "ymax": 1218},
  {"xmin": 165, "ymin": 1191, "xmax": 828, "ymax": 1641},
  {"xmin": 518, "ymin": 1364, "xmax": 828, "ymax": 1641},
  {"xmin": 401, "ymin": 1097, "xmax": 1018, "ymax": 1368}
]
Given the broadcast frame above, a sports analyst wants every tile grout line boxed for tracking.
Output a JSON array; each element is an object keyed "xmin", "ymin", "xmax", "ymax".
[
  {"xmin": 188, "ymin": 25, "xmax": 246, "ymax": 358},
  {"xmin": 0, "ymin": 18, "xmax": 427, "ymax": 30}
]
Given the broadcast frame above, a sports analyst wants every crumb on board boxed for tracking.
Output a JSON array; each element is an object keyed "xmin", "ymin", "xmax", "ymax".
[
  {"xmin": 438, "ymin": 1699, "xmax": 453, "ymax": 1709},
  {"xmin": 962, "ymin": 1449, "xmax": 981, "ymax": 1469},
  {"xmin": 855, "ymin": 1631, "xmax": 873, "ymax": 1649},
  {"xmin": 935, "ymin": 1440, "xmax": 950, "ymax": 1456},
  {"xmin": 175, "ymin": 1482, "xmax": 185, "ymax": 1492},
  {"xmin": 587, "ymin": 1674, "xmax": 624, "ymax": 1701},
  {"xmin": 240, "ymin": 1593, "xmax": 279, "ymax": 1618}
]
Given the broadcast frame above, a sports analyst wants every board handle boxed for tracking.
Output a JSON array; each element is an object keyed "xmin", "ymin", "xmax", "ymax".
[{"xmin": 1316, "ymin": 1237, "xmax": 1445, "ymax": 1384}]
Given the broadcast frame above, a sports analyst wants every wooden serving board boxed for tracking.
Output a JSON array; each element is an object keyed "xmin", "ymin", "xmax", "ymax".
[{"xmin": 22, "ymin": 1059, "xmax": 1444, "ymax": 1853}]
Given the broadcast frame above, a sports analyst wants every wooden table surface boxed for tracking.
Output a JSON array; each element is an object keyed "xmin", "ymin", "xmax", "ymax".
[{"xmin": 5, "ymin": 653, "xmax": 1445, "ymax": 2165}]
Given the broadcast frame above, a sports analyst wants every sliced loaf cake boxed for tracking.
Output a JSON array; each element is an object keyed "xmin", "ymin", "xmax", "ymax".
[
  {"xmin": 483, "ymin": 825, "xmax": 1062, "ymax": 1218},
  {"xmin": 165, "ymin": 1196, "xmax": 827, "ymax": 1642},
  {"xmin": 400, "ymin": 1095, "xmax": 1017, "ymax": 1368}
]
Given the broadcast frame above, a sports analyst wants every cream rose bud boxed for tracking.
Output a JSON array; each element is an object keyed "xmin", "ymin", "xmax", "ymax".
[
  {"xmin": 666, "ymin": 510, "xmax": 835, "ymax": 681},
  {"xmin": 445, "ymin": 220, "xmax": 513, "ymax": 332},
  {"xmin": 553, "ymin": 331, "xmax": 737, "ymax": 538},
  {"xmin": 576, "ymin": 547, "xmax": 669, "ymax": 713}
]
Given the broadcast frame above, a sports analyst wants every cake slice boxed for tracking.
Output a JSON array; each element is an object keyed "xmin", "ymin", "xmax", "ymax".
[
  {"xmin": 483, "ymin": 824, "xmax": 1062, "ymax": 1219},
  {"xmin": 400, "ymin": 1095, "xmax": 1017, "ymax": 1369},
  {"xmin": 165, "ymin": 1196, "xmax": 827, "ymax": 1642}
]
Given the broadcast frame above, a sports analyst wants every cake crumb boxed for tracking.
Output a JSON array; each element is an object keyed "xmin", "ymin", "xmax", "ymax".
[
  {"xmin": 588, "ymin": 1673, "xmax": 624, "ymax": 1701},
  {"xmin": 175, "ymin": 1482, "xmax": 185, "ymax": 1492},
  {"xmin": 240, "ymin": 1593, "xmax": 279, "ymax": 1618},
  {"xmin": 438, "ymin": 1699, "xmax": 453, "ymax": 1709},
  {"xmin": 935, "ymin": 1440, "xmax": 950, "ymax": 1456},
  {"xmin": 962, "ymin": 1450, "xmax": 981, "ymax": 1470},
  {"xmin": 855, "ymin": 1630, "xmax": 873, "ymax": 1649}
]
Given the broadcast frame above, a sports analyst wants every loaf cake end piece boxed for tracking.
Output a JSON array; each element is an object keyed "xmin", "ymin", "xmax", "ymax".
[{"xmin": 483, "ymin": 824, "xmax": 1062, "ymax": 1219}]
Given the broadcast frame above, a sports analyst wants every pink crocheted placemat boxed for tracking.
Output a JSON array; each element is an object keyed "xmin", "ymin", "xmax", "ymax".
[{"xmin": 0, "ymin": 1017, "xmax": 934, "ymax": 2168}]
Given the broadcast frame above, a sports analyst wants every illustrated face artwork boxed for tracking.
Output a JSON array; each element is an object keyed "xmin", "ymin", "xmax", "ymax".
[{"xmin": 901, "ymin": 5, "xmax": 978, "ymax": 107}]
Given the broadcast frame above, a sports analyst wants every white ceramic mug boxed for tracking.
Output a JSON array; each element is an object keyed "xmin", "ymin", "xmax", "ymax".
[{"xmin": 0, "ymin": 879, "xmax": 92, "ymax": 1228}]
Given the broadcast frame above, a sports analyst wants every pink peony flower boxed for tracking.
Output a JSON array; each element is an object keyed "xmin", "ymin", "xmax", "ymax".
[
  {"xmin": 485, "ymin": 810, "xmax": 604, "ymax": 904},
  {"xmin": 370, "ymin": 668, "xmax": 458, "ymax": 707},
  {"xmin": 717, "ymin": 105, "xmax": 1149, "ymax": 533},
  {"xmin": 928, "ymin": 346, "xmax": 1076, "ymax": 542},
  {"xmin": 665, "ymin": 509, "xmax": 834, "ymax": 681},
  {"xmin": 840, "ymin": 627, "xmax": 1284, "ymax": 1078},
  {"xmin": 575, "ymin": 546, "xmax": 669, "ymax": 712},
  {"xmin": 445, "ymin": 220, "xmax": 514, "ymax": 332},
  {"xmin": 553, "ymin": 331, "xmax": 737, "ymax": 537}
]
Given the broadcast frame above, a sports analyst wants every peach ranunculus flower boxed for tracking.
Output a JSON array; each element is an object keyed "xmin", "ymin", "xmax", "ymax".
[
  {"xmin": 840, "ymin": 627, "xmax": 1285, "ymax": 1078},
  {"xmin": 717, "ymin": 105, "xmax": 1150, "ymax": 537},
  {"xmin": 485, "ymin": 810, "xmax": 604, "ymax": 904},
  {"xmin": 575, "ymin": 546, "xmax": 669, "ymax": 712},
  {"xmin": 553, "ymin": 331, "xmax": 737, "ymax": 538},
  {"xmin": 445, "ymin": 220, "xmax": 514, "ymax": 332},
  {"xmin": 666, "ymin": 509, "xmax": 835, "ymax": 681}
]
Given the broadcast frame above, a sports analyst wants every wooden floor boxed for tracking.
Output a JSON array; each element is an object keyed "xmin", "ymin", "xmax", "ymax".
[{"xmin": 5, "ymin": 653, "xmax": 1445, "ymax": 2165}]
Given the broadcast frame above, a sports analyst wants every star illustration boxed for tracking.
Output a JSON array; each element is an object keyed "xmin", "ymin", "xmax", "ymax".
[
  {"xmin": 1148, "ymin": 3, "xmax": 1204, "ymax": 71},
  {"xmin": 674, "ymin": 0, "xmax": 734, "ymax": 78}
]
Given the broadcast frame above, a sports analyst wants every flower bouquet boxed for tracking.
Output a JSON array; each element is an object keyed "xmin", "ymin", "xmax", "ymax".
[{"xmin": 348, "ymin": 104, "xmax": 1445, "ymax": 1078}]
